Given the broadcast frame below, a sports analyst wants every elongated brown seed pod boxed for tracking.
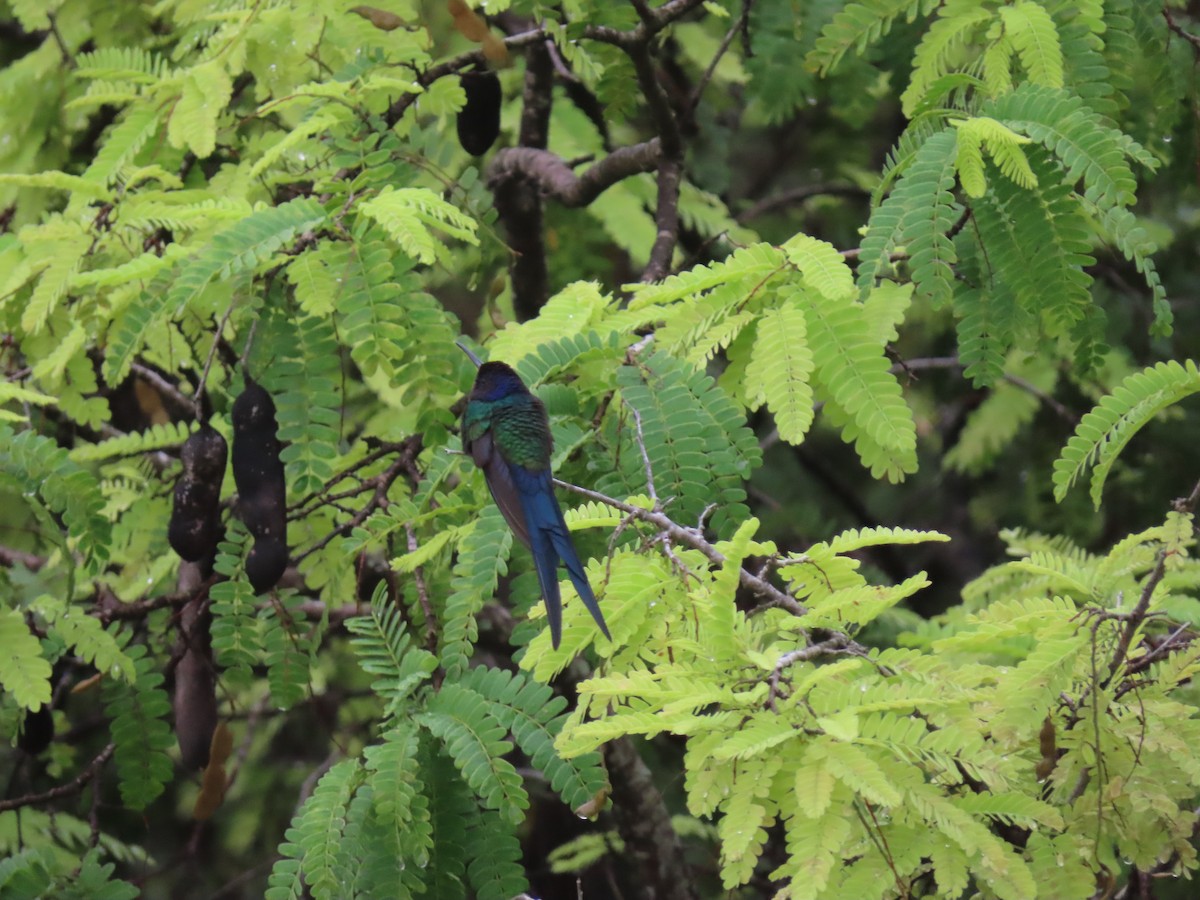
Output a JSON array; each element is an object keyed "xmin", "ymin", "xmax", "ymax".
[
  {"xmin": 168, "ymin": 424, "xmax": 228, "ymax": 564},
  {"xmin": 173, "ymin": 571, "xmax": 217, "ymax": 772},
  {"xmin": 231, "ymin": 381, "xmax": 288, "ymax": 593},
  {"xmin": 457, "ymin": 70, "xmax": 501, "ymax": 156}
]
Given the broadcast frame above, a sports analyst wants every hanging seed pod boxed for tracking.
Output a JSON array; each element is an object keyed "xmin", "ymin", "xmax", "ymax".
[
  {"xmin": 17, "ymin": 704, "xmax": 54, "ymax": 757},
  {"xmin": 457, "ymin": 70, "xmax": 502, "ymax": 156},
  {"xmin": 173, "ymin": 580, "xmax": 217, "ymax": 772},
  {"xmin": 231, "ymin": 380, "xmax": 288, "ymax": 593},
  {"xmin": 168, "ymin": 425, "xmax": 228, "ymax": 564}
]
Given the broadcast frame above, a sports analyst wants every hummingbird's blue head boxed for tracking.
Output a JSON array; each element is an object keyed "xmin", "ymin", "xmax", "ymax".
[{"xmin": 470, "ymin": 361, "xmax": 530, "ymax": 402}]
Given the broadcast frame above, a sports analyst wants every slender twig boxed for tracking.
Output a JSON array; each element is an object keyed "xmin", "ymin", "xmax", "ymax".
[
  {"xmin": 688, "ymin": 0, "xmax": 754, "ymax": 113},
  {"xmin": 1000, "ymin": 372, "xmax": 1077, "ymax": 424},
  {"xmin": 129, "ymin": 363, "xmax": 195, "ymax": 414},
  {"xmin": 0, "ymin": 743, "xmax": 115, "ymax": 813},
  {"xmin": 1164, "ymin": 8, "xmax": 1200, "ymax": 53},
  {"xmin": 628, "ymin": 0, "xmax": 656, "ymax": 25},
  {"xmin": 899, "ymin": 355, "xmax": 1077, "ymax": 424},
  {"xmin": 385, "ymin": 29, "xmax": 548, "ymax": 127},
  {"xmin": 1106, "ymin": 478, "xmax": 1200, "ymax": 680},
  {"xmin": 193, "ymin": 302, "xmax": 237, "ymax": 418},
  {"xmin": 767, "ymin": 636, "xmax": 852, "ymax": 708},
  {"xmin": 736, "ymin": 183, "xmax": 870, "ymax": 223},
  {"xmin": 96, "ymin": 585, "xmax": 206, "ymax": 625},
  {"xmin": 45, "ymin": 13, "xmax": 75, "ymax": 67},
  {"xmin": 554, "ymin": 478, "xmax": 808, "ymax": 616},
  {"xmin": 290, "ymin": 439, "xmax": 407, "ymax": 518},
  {"xmin": 294, "ymin": 440, "xmax": 419, "ymax": 562},
  {"xmin": 238, "ymin": 317, "xmax": 259, "ymax": 369},
  {"xmin": 626, "ymin": 403, "xmax": 659, "ymax": 508},
  {"xmin": 294, "ymin": 751, "xmax": 339, "ymax": 813}
]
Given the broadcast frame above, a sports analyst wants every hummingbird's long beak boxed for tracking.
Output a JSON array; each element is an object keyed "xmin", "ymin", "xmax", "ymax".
[{"xmin": 455, "ymin": 339, "xmax": 484, "ymax": 368}]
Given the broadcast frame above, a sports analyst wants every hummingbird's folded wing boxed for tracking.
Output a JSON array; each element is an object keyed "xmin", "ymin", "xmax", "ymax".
[{"xmin": 469, "ymin": 430, "xmax": 531, "ymax": 548}]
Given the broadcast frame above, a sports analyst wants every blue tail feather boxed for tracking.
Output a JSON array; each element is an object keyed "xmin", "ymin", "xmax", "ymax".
[{"xmin": 511, "ymin": 464, "xmax": 611, "ymax": 648}]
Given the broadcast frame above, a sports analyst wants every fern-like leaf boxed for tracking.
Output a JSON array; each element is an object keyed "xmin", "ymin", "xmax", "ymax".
[
  {"xmin": 419, "ymin": 739, "xmax": 474, "ymax": 898},
  {"xmin": 69, "ymin": 421, "xmax": 195, "ymax": 463},
  {"xmin": 439, "ymin": 505, "xmax": 513, "ymax": 678},
  {"xmin": 857, "ymin": 130, "xmax": 960, "ymax": 306},
  {"xmin": 984, "ymin": 84, "xmax": 1147, "ymax": 210},
  {"xmin": 0, "ymin": 609, "xmax": 52, "ymax": 710},
  {"xmin": 418, "ymin": 683, "xmax": 528, "ymax": 824},
  {"xmin": 363, "ymin": 724, "xmax": 432, "ymax": 867},
  {"xmin": 336, "ymin": 238, "xmax": 408, "ymax": 379},
  {"xmin": 101, "ymin": 642, "xmax": 173, "ymax": 810},
  {"xmin": 209, "ymin": 523, "xmax": 263, "ymax": 686},
  {"xmin": 358, "ymin": 187, "xmax": 478, "ymax": 265},
  {"xmin": 269, "ymin": 759, "xmax": 364, "ymax": 900},
  {"xmin": 806, "ymin": 0, "xmax": 939, "ymax": 75},
  {"xmin": 465, "ymin": 806, "xmax": 528, "ymax": 900},
  {"xmin": 1001, "ymin": 1, "xmax": 1065, "ymax": 90},
  {"xmin": 902, "ymin": 2, "xmax": 992, "ymax": 115},
  {"xmin": 166, "ymin": 61, "xmax": 233, "ymax": 159},
  {"xmin": 1, "ymin": 426, "xmax": 111, "ymax": 569},
  {"xmin": 599, "ymin": 350, "xmax": 761, "ymax": 537},
  {"xmin": 167, "ymin": 198, "xmax": 327, "ymax": 314},
  {"xmin": 1053, "ymin": 360, "xmax": 1200, "ymax": 508},
  {"xmin": 745, "ymin": 301, "xmax": 815, "ymax": 444},
  {"xmin": 461, "ymin": 666, "xmax": 607, "ymax": 811},
  {"xmin": 346, "ymin": 590, "xmax": 438, "ymax": 715},
  {"xmin": 806, "ymin": 291, "xmax": 918, "ymax": 481},
  {"xmin": 264, "ymin": 312, "xmax": 342, "ymax": 496},
  {"xmin": 84, "ymin": 104, "xmax": 162, "ymax": 185}
]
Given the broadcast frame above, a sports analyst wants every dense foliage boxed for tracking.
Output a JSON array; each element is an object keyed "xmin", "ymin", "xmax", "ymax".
[{"xmin": 1, "ymin": 1, "xmax": 1199, "ymax": 898}]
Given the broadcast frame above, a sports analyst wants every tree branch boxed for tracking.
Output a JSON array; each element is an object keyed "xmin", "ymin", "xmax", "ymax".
[
  {"xmin": 736, "ymin": 183, "xmax": 870, "ymax": 224},
  {"xmin": 552, "ymin": 477, "xmax": 807, "ymax": 616},
  {"xmin": 494, "ymin": 40, "xmax": 555, "ymax": 322},
  {"xmin": 0, "ymin": 544, "xmax": 46, "ymax": 570},
  {"xmin": 623, "ymin": 41, "xmax": 684, "ymax": 282},
  {"xmin": 0, "ymin": 743, "xmax": 114, "ymax": 813},
  {"xmin": 688, "ymin": 0, "xmax": 753, "ymax": 113},
  {"xmin": 1106, "ymin": 477, "xmax": 1200, "ymax": 683},
  {"xmin": 1163, "ymin": 8, "xmax": 1200, "ymax": 54},
  {"xmin": 294, "ymin": 435, "xmax": 422, "ymax": 562},
  {"xmin": 488, "ymin": 140, "xmax": 662, "ymax": 208},
  {"xmin": 604, "ymin": 736, "xmax": 698, "ymax": 900}
]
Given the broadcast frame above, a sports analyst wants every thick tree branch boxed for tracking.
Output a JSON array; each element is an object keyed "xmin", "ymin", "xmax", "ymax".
[
  {"xmin": 488, "ymin": 140, "xmax": 662, "ymax": 208},
  {"xmin": 604, "ymin": 736, "xmax": 698, "ymax": 900},
  {"xmin": 495, "ymin": 41, "xmax": 555, "ymax": 322},
  {"xmin": 623, "ymin": 42, "xmax": 684, "ymax": 282}
]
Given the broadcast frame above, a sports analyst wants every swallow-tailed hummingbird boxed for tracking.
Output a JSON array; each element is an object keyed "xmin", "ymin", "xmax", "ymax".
[{"xmin": 457, "ymin": 340, "xmax": 611, "ymax": 649}]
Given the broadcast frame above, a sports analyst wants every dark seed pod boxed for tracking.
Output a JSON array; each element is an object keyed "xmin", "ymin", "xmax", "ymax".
[
  {"xmin": 457, "ymin": 70, "xmax": 501, "ymax": 156},
  {"xmin": 168, "ymin": 425, "xmax": 228, "ymax": 563},
  {"xmin": 231, "ymin": 380, "xmax": 288, "ymax": 594},
  {"xmin": 173, "ymin": 584, "xmax": 217, "ymax": 771},
  {"xmin": 246, "ymin": 536, "xmax": 289, "ymax": 594},
  {"xmin": 17, "ymin": 704, "xmax": 54, "ymax": 757}
]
